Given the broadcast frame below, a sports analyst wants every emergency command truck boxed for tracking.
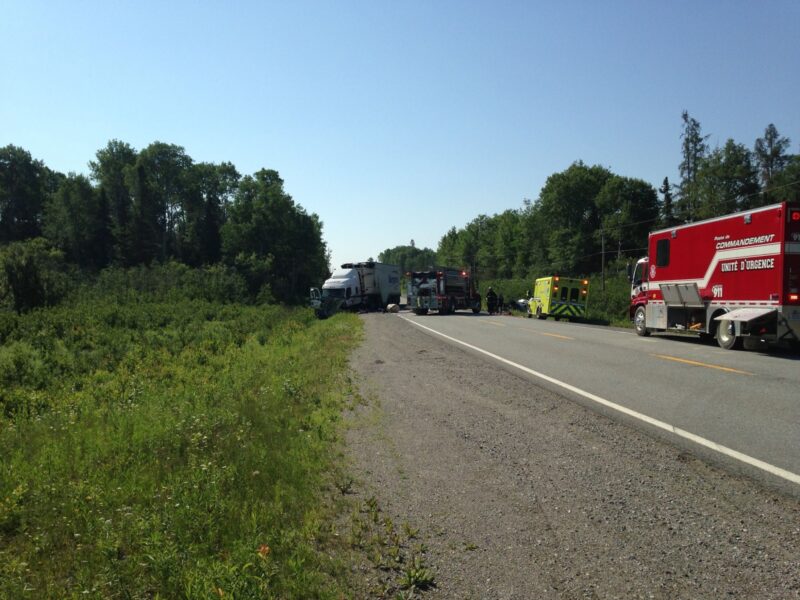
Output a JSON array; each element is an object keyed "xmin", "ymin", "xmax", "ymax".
[
  {"xmin": 527, "ymin": 276, "xmax": 590, "ymax": 321},
  {"xmin": 407, "ymin": 268, "xmax": 482, "ymax": 315},
  {"xmin": 629, "ymin": 201, "xmax": 800, "ymax": 349}
]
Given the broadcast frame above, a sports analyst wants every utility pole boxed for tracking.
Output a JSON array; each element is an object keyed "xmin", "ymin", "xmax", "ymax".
[{"xmin": 601, "ymin": 227, "xmax": 606, "ymax": 291}]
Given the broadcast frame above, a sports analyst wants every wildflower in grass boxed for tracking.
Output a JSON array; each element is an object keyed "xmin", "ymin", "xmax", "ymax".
[{"xmin": 258, "ymin": 544, "xmax": 271, "ymax": 559}]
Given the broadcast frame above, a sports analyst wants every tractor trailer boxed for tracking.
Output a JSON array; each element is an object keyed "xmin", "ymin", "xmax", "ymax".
[{"xmin": 310, "ymin": 261, "xmax": 400, "ymax": 318}]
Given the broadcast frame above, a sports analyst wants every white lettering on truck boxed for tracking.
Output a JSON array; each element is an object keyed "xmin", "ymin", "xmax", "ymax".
[
  {"xmin": 740, "ymin": 258, "xmax": 775, "ymax": 271},
  {"xmin": 715, "ymin": 234, "xmax": 775, "ymax": 249}
]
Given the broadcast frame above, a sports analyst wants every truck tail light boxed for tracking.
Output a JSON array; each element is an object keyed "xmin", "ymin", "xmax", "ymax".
[
  {"xmin": 789, "ymin": 293, "xmax": 799, "ymax": 303},
  {"xmin": 582, "ymin": 279, "xmax": 588, "ymax": 285},
  {"xmin": 791, "ymin": 210, "xmax": 800, "ymax": 222},
  {"xmin": 582, "ymin": 290, "xmax": 587, "ymax": 295}
]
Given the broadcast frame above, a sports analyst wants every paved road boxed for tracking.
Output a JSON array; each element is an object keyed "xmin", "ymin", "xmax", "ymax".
[{"xmin": 398, "ymin": 310, "xmax": 800, "ymax": 491}]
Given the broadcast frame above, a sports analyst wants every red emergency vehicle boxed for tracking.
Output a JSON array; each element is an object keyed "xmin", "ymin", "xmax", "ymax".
[
  {"xmin": 629, "ymin": 201, "xmax": 800, "ymax": 349},
  {"xmin": 407, "ymin": 268, "xmax": 482, "ymax": 315}
]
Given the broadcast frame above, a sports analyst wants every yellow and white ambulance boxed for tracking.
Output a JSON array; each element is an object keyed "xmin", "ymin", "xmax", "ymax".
[{"xmin": 527, "ymin": 276, "xmax": 589, "ymax": 321}]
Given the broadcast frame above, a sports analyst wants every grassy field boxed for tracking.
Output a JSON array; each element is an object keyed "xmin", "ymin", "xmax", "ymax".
[{"xmin": 0, "ymin": 286, "xmax": 365, "ymax": 598}]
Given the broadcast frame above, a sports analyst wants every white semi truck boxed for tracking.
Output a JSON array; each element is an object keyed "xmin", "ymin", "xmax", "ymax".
[{"xmin": 310, "ymin": 261, "xmax": 401, "ymax": 318}]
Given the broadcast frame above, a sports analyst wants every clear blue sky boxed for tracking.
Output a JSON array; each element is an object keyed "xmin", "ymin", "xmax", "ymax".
[{"xmin": 2, "ymin": 1, "xmax": 799, "ymax": 271}]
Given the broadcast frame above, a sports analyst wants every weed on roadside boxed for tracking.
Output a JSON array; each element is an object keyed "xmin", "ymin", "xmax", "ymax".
[{"xmin": 344, "ymin": 495, "xmax": 436, "ymax": 597}]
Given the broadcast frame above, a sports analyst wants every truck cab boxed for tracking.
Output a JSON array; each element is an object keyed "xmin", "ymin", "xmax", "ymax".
[
  {"xmin": 629, "ymin": 258, "xmax": 649, "ymax": 312},
  {"xmin": 321, "ymin": 267, "xmax": 361, "ymax": 309},
  {"xmin": 408, "ymin": 272, "xmax": 440, "ymax": 315},
  {"xmin": 414, "ymin": 281, "xmax": 439, "ymax": 314}
]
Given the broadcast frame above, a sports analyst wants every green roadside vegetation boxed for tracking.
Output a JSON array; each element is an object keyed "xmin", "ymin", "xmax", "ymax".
[
  {"xmin": 0, "ymin": 269, "xmax": 368, "ymax": 598},
  {"xmin": 478, "ymin": 271, "xmax": 632, "ymax": 327}
]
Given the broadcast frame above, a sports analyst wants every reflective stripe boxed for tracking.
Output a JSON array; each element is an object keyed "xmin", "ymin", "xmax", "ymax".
[{"xmin": 549, "ymin": 303, "xmax": 586, "ymax": 316}]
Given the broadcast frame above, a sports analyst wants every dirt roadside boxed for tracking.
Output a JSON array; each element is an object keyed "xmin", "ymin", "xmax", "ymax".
[{"xmin": 344, "ymin": 313, "xmax": 800, "ymax": 599}]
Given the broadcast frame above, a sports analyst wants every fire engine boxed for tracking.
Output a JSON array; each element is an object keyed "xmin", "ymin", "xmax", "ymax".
[
  {"xmin": 407, "ymin": 268, "xmax": 482, "ymax": 315},
  {"xmin": 629, "ymin": 201, "xmax": 800, "ymax": 349},
  {"xmin": 527, "ymin": 276, "xmax": 590, "ymax": 321}
]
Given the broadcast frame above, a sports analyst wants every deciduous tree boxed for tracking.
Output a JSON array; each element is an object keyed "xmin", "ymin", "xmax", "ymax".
[{"xmin": 0, "ymin": 145, "xmax": 51, "ymax": 242}]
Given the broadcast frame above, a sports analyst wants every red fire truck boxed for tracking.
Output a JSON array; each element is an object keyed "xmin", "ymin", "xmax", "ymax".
[
  {"xmin": 407, "ymin": 268, "xmax": 482, "ymax": 315},
  {"xmin": 629, "ymin": 201, "xmax": 800, "ymax": 349}
]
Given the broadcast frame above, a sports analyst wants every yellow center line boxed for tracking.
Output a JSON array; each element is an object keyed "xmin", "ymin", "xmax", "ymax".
[
  {"xmin": 651, "ymin": 354, "xmax": 753, "ymax": 375},
  {"xmin": 539, "ymin": 332, "xmax": 573, "ymax": 340},
  {"xmin": 483, "ymin": 320, "xmax": 506, "ymax": 327}
]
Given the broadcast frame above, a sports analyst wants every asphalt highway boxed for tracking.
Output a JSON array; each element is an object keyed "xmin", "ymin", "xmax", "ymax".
[{"xmin": 398, "ymin": 309, "xmax": 800, "ymax": 492}]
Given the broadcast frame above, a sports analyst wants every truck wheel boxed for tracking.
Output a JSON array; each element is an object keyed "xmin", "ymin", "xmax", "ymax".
[
  {"xmin": 472, "ymin": 307, "xmax": 480, "ymax": 314},
  {"xmin": 716, "ymin": 319, "xmax": 742, "ymax": 350},
  {"xmin": 536, "ymin": 305, "xmax": 545, "ymax": 320},
  {"xmin": 634, "ymin": 306, "xmax": 650, "ymax": 337}
]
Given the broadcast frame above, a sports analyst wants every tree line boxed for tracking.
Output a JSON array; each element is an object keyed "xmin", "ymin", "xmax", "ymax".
[
  {"xmin": 0, "ymin": 141, "xmax": 329, "ymax": 310},
  {"xmin": 382, "ymin": 118, "xmax": 799, "ymax": 283}
]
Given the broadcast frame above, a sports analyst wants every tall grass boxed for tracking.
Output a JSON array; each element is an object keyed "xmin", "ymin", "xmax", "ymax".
[{"xmin": 0, "ymin": 284, "xmax": 362, "ymax": 598}]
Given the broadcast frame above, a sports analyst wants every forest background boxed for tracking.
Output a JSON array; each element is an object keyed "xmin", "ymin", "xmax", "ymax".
[{"xmin": 0, "ymin": 113, "xmax": 797, "ymax": 321}]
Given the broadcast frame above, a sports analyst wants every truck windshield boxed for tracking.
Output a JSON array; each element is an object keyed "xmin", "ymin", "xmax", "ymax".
[
  {"xmin": 322, "ymin": 288, "xmax": 345, "ymax": 299},
  {"xmin": 632, "ymin": 263, "xmax": 645, "ymax": 285}
]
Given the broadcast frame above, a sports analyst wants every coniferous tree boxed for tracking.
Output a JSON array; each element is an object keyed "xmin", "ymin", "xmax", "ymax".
[
  {"xmin": 659, "ymin": 177, "xmax": 675, "ymax": 227},
  {"xmin": 754, "ymin": 124, "xmax": 791, "ymax": 202},
  {"xmin": 676, "ymin": 111, "xmax": 709, "ymax": 222}
]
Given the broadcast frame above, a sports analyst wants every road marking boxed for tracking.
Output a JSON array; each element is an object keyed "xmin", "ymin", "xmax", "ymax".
[
  {"xmin": 539, "ymin": 332, "xmax": 573, "ymax": 340},
  {"xmin": 481, "ymin": 320, "xmax": 506, "ymax": 327},
  {"xmin": 398, "ymin": 315, "xmax": 800, "ymax": 487},
  {"xmin": 652, "ymin": 354, "xmax": 752, "ymax": 375}
]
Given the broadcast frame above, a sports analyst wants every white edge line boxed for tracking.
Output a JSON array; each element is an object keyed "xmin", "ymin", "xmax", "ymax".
[{"xmin": 399, "ymin": 315, "xmax": 800, "ymax": 486}]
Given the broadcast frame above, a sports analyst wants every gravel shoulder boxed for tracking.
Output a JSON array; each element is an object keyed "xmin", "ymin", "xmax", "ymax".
[{"xmin": 344, "ymin": 313, "xmax": 800, "ymax": 599}]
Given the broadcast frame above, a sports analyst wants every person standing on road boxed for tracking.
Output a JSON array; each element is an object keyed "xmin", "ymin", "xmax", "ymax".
[{"xmin": 486, "ymin": 287, "xmax": 497, "ymax": 314}]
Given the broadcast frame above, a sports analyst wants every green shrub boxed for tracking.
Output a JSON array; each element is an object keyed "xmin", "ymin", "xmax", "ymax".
[
  {"xmin": 0, "ymin": 340, "xmax": 47, "ymax": 389},
  {"xmin": 86, "ymin": 262, "xmax": 250, "ymax": 304},
  {"xmin": 0, "ymin": 238, "xmax": 71, "ymax": 313}
]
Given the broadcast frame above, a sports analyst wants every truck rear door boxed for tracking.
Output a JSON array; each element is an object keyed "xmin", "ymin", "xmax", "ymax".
[{"xmin": 786, "ymin": 205, "xmax": 800, "ymax": 306}]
